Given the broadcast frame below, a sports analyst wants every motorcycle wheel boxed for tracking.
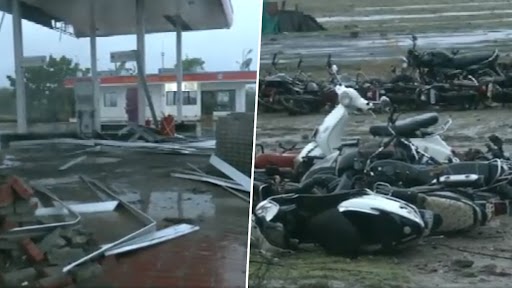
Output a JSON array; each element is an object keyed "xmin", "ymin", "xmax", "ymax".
[{"xmin": 307, "ymin": 208, "xmax": 361, "ymax": 258}]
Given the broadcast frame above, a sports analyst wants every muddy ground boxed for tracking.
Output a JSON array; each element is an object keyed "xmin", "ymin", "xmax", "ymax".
[
  {"xmin": 0, "ymin": 143, "xmax": 249, "ymax": 287},
  {"xmin": 261, "ymin": 0, "xmax": 512, "ymax": 76},
  {"xmin": 251, "ymin": 109, "xmax": 512, "ymax": 288},
  {"xmin": 255, "ymin": 1, "xmax": 512, "ymax": 286}
]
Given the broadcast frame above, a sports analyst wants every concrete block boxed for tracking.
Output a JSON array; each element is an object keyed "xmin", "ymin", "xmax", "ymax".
[
  {"xmin": 0, "ymin": 267, "xmax": 38, "ymax": 287},
  {"xmin": 39, "ymin": 228, "xmax": 68, "ymax": 253},
  {"xmin": 60, "ymin": 228, "xmax": 90, "ymax": 248},
  {"xmin": 47, "ymin": 248, "xmax": 86, "ymax": 266},
  {"xmin": 37, "ymin": 266, "xmax": 64, "ymax": 277}
]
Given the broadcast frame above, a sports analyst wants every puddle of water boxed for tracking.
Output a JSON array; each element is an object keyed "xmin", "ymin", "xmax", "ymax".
[
  {"xmin": 356, "ymin": 2, "xmax": 510, "ymax": 11},
  {"xmin": 146, "ymin": 191, "xmax": 216, "ymax": 221},
  {"xmin": 218, "ymin": 242, "xmax": 247, "ymax": 287},
  {"xmin": 0, "ymin": 155, "xmax": 21, "ymax": 169},
  {"xmin": 318, "ymin": 10, "xmax": 512, "ymax": 22}
]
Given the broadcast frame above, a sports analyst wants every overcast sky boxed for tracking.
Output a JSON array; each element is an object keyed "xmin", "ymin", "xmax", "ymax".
[{"xmin": 0, "ymin": 0, "xmax": 261, "ymax": 87}]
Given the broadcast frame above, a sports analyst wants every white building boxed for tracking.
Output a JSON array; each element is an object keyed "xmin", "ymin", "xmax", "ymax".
[{"xmin": 65, "ymin": 71, "xmax": 256, "ymax": 124}]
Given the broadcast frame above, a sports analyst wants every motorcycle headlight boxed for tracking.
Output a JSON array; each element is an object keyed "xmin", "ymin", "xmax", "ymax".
[{"xmin": 255, "ymin": 200, "xmax": 280, "ymax": 221}]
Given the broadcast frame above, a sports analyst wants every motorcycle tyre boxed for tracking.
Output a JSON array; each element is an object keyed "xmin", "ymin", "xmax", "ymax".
[{"xmin": 307, "ymin": 208, "xmax": 361, "ymax": 258}]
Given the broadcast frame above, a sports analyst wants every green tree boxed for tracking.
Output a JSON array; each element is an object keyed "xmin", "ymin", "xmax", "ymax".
[
  {"xmin": 175, "ymin": 56, "xmax": 206, "ymax": 73},
  {"xmin": 6, "ymin": 55, "xmax": 90, "ymax": 122},
  {"xmin": 0, "ymin": 87, "xmax": 15, "ymax": 121}
]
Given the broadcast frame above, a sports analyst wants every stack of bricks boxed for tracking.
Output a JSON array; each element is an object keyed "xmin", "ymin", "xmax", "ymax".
[
  {"xmin": 0, "ymin": 176, "xmax": 39, "ymax": 232},
  {"xmin": 0, "ymin": 175, "xmax": 105, "ymax": 287}
]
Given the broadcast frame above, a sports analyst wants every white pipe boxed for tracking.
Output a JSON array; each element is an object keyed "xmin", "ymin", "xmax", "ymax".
[
  {"xmin": 12, "ymin": 0, "xmax": 27, "ymax": 133},
  {"xmin": 89, "ymin": 0, "xmax": 101, "ymax": 132},
  {"xmin": 176, "ymin": 23, "xmax": 183, "ymax": 123},
  {"xmin": 136, "ymin": 0, "xmax": 147, "ymax": 125}
]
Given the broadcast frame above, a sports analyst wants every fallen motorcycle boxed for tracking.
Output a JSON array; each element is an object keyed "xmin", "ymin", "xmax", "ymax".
[
  {"xmin": 254, "ymin": 189, "xmax": 432, "ymax": 258},
  {"xmin": 253, "ymin": 183, "xmax": 505, "ymax": 258}
]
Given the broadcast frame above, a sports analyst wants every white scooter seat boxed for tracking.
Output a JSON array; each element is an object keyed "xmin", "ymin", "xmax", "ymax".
[{"xmin": 369, "ymin": 113, "xmax": 439, "ymax": 138}]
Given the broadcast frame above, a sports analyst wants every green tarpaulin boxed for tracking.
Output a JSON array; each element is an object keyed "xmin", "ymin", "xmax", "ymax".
[{"xmin": 261, "ymin": 2, "xmax": 278, "ymax": 35}]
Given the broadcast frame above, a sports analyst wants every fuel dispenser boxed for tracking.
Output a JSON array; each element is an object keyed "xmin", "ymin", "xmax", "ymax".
[{"xmin": 73, "ymin": 78, "xmax": 97, "ymax": 138}]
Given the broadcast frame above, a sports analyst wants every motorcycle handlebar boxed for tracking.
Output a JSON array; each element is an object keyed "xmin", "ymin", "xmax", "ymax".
[{"xmin": 326, "ymin": 54, "xmax": 332, "ymax": 69}]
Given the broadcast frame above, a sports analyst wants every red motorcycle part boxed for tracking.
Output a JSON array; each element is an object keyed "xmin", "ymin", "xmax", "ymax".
[{"xmin": 254, "ymin": 153, "xmax": 297, "ymax": 169}]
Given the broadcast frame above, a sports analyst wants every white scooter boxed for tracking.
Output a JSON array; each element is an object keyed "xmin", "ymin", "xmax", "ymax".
[{"xmin": 295, "ymin": 62, "xmax": 458, "ymax": 182}]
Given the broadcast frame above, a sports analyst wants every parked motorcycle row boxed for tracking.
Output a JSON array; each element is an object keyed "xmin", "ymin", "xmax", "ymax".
[
  {"xmin": 251, "ymin": 73, "xmax": 512, "ymax": 258},
  {"xmin": 258, "ymin": 54, "xmax": 339, "ymax": 115},
  {"xmin": 258, "ymin": 35, "xmax": 512, "ymax": 115}
]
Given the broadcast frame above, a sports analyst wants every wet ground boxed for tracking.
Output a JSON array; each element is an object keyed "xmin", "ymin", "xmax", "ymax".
[
  {"xmin": 251, "ymin": 109, "xmax": 512, "ymax": 287},
  {"xmin": 261, "ymin": 0, "xmax": 512, "ymax": 73},
  {"xmin": 260, "ymin": 30, "xmax": 512, "ymax": 67},
  {"xmin": 256, "ymin": 108, "xmax": 512, "ymax": 151},
  {"xmin": 0, "ymin": 143, "xmax": 249, "ymax": 287}
]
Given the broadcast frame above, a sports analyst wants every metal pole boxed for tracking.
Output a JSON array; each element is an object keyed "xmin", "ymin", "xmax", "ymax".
[
  {"xmin": 12, "ymin": 0, "xmax": 27, "ymax": 133},
  {"xmin": 89, "ymin": 0, "xmax": 101, "ymax": 132},
  {"xmin": 176, "ymin": 23, "xmax": 183, "ymax": 123},
  {"xmin": 136, "ymin": 0, "xmax": 146, "ymax": 126}
]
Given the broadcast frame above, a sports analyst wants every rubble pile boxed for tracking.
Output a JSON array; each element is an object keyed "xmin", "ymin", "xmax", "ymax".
[{"xmin": 0, "ymin": 176, "xmax": 103, "ymax": 287}]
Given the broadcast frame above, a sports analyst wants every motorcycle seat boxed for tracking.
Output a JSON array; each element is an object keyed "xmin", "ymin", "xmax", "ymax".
[
  {"xmin": 450, "ymin": 50, "xmax": 498, "ymax": 70},
  {"xmin": 369, "ymin": 113, "xmax": 439, "ymax": 138}
]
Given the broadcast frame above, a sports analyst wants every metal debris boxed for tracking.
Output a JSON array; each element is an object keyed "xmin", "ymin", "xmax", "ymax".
[
  {"xmin": 103, "ymin": 223, "xmax": 200, "ymax": 256},
  {"xmin": 171, "ymin": 172, "xmax": 249, "ymax": 192},
  {"xmin": 62, "ymin": 176, "xmax": 157, "ymax": 273},
  {"xmin": 209, "ymin": 154, "xmax": 252, "ymax": 192},
  {"xmin": 35, "ymin": 201, "xmax": 119, "ymax": 216},
  {"xmin": 58, "ymin": 155, "xmax": 87, "ymax": 171},
  {"xmin": 5, "ymin": 184, "xmax": 82, "ymax": 238},
  {"xmin": 184, "ymin": 163, "xmax": 250, "ymax": 202},
  {"xmin": 10, "ymin": 138, "xmax": 214, "ymax": 155}
]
